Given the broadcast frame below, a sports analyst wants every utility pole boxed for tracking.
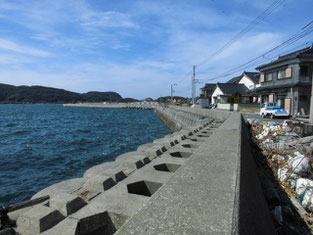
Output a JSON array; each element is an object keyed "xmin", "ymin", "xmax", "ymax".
[
  {"xmin": 309, "ymin": 72, "xmax": 313, "ymax": 123},
  {"xmin": 191, "ymin": 65, "xmax": 199, "ymax": 105},
  {"xmin": 192, "ymin": 65, "xmax": 196, "ymax": 105},
  {"xmin": 171, "ymin": 84, "xmax": 177, "ymax": 103}
]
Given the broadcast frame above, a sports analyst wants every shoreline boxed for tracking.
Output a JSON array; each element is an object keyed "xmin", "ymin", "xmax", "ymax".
[{"xmin": 2, "ymin": 105, "xmax": 278, "ymax": 235}]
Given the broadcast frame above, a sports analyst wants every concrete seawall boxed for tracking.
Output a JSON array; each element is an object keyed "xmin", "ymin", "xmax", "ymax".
[
  {"xmin": 63, "ymin": 103, "xmax": 156, "ymax": 110},
  {"xmin": 3, "ymin": 105, "xmax": 275, "ymax": 234}
]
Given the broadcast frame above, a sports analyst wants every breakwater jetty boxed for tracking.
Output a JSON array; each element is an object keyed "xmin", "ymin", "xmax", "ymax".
[
  {"xmin": 1, "ymin": 104, "xmax": 276, "ymax": 235},
  {"xmin": 63, "ymin": 103, "xmax": 155, "ymax": 110}
]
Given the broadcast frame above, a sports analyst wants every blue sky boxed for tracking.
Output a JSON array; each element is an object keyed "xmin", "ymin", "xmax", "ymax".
[{"xmin": 0, "ymin": 0, "xmax": 312, "ymax": 99}]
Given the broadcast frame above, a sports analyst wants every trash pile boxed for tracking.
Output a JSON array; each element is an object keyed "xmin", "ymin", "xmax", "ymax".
[{"xmin": 247, "ymin": 119, "xmax": 313, "ymax": 217}]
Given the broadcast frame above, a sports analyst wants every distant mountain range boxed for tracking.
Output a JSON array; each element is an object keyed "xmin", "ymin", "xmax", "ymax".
[{"xmin": 0, "ymin": 83, "xmax": 130, "ymax": 104}]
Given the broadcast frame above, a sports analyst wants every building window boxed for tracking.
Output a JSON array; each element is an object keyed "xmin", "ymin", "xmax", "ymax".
[
  {"xmin": 277, "ymin": 69, "xmax": 286, "ymax": 79},
  {"xmin": 277, "ymin": 67, "xmax": 292, "ymax": 79},
  {"xmin": 300, "ymin": 65, "xmax": 309, "ymax": 76},
  {"xmin": 265, "ymin": 73, "xmax": 272, "ymax": 81}
]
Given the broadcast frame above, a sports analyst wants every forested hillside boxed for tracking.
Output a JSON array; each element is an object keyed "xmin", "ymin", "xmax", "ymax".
[{"xmin": 0, "ymin": 83, "xmax": 123, "ymax": 103}]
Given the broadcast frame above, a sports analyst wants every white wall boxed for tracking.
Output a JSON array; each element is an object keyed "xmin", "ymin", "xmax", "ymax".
[
  {"xmin": 220, "ymin": 96, "xmax": 228, "ymax": 104},
  {"xmin": 211, "ymin": 86, "xmax": 224, "ymax": 104},
  {"xmin": 239, "ymin": 75, "xmax": 255, "ymax": 90},
  {"xmin": 217, "ymin": 103, "xmax": 232, "ymax": 110}
]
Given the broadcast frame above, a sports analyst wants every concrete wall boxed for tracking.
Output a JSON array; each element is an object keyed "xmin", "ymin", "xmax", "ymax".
[
  {"xmin": 237, "ymin": 116, "xmax": 276, "ymax": 234},
  {"xmin": 116, "ymin": 113, "xmax": 275, "ymax": 235},
  {"xmin": 5, "ymin": 106, "xmax": 275, "ymax": 234},
  {"xmin": 218, "ymin": 103, "xmax": 233, "ymax": 110},
  {"xmin": 154, "ymin": 106, "xmax": 227, "ymax": 131},
  {"xmin": 63, "ymin": 103, "xmax": 156, "ymax": 110},
  {"xmin": 169, "ymin": 106, "xmax": 231, "ymax": 120}
]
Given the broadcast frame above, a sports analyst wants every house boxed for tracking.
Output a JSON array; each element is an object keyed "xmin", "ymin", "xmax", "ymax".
[
  {"xmin": 211, "ymin": 83, "xmax": 249, "ymax": 104},
  {"xmin": 227, "ymin": 75, "xmax": 242, "ymax": 84},
  {"xmin": 227, "ymin": 71, "xmax": 260, "ymax": 103},
  {"xmin": 256, "ymin": 46, "xmax": 313, "ymax": 116},
  {"xmin": 200, "ymin": 83, "xmax": 216, "ymax": 102},
  {"xmin": 199, "ymin": 71, "xmax": 260, "ymax": 106},
  {"xmin": 227, "ymin": 71, "xmax": 260, "ymax": 89}
]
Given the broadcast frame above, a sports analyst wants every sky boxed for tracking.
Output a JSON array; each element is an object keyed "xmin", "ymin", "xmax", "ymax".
[{"xmin": 0, "ymin": 0, "xmax": 312, "ymax": 99}]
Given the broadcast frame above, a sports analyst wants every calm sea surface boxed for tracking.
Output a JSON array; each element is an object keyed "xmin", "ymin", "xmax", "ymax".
[{"xmin": 0, "ymin": 104, "xmax": 171, "ymax": 207}]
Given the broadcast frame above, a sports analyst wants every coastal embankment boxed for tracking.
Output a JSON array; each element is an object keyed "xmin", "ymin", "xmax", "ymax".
[
  {"xmin": 63, "ymin": 103, "xmax": 155, "ymax": 110},
  {"xmin": 1, "ymin": 104, "xmax": 276, "ymax": 235}
]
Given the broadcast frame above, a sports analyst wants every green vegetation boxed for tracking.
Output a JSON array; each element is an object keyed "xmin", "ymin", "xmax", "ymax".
[
  {"xmin": 156, "ymin": 96, "xmax": 190, "ymax": 104},
  {"xmin": 227, "ymin": 92, "xmax": 242, "ymax": 104},
  {"xmin": 0, "ymin": 83, "xmax": 124, "ymax": 104}
]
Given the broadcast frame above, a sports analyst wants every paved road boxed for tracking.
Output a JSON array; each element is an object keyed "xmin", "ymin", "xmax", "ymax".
[{"xmin": 242, "ymin": 113, "xmax": 290, "ymax": 123}]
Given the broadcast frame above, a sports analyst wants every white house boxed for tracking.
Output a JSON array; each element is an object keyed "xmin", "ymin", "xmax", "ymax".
[
  {"xmin": 227, "ymin": 71, "xmax": 260, "ymax": 90},
  {"xmin": 239, "ymin": 72, "xmax": 260, "ymax": 90},
  {"xmin": 200, "ymin": 71, "xmax": 260, "ymax": 106},
  {"xmin": 227, "ymin": 71, "xmax": 260, "ymax": 103},
  {"xmin": 211, "ymin": 83, "xmax": 249, "ymax": 104}
]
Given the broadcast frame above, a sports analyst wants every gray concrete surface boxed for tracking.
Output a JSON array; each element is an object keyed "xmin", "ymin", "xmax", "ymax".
[
  {"xmin": 16, "ymin": 206, "xmax": 65, "ymax": 234},
  {"xmin": 5, "ymin": 106, "xmax": 276, "ymax": 234},
  {"xmin": 116, "ymin": 113, "xmax": 275, "ymax": 235}
]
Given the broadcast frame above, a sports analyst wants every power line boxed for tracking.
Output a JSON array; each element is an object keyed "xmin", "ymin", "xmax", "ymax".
[
  {"xmin": 200, "ymin": 42, "xmax": 312, "ymax": 83},
  {"xmin": 197, "ymin": 44, "xmax": 311, "ymax": 86},
  {"xmin": 173, "ymin": 0, "xmax": 286, "ymax": 95},
  {"xmin": 175, "ymin": 86, "xmax": 192, "ymax": 93},
  {"xmin": 196, "ymin": 0, "xmax": 286, "ymax": 68},
  {"xmin": 199, "ymin": 20, "xmax": 313, "ymax": 83},
  {"xmin": 176, "ymin": 71, "xmax": 191, "ymax": 85}
]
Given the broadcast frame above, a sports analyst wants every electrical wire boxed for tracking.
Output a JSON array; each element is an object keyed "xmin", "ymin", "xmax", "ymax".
[
  {"xmin": 196, "ymin": 0, "xmax": 286, "ymax": 68},
  {"xmin": 199, "ymin": 21, "xmax": 313, "ymax": 83},
  {"xmin": 173, "ymin": 0, "xmax": 286, "ymax": 92}
]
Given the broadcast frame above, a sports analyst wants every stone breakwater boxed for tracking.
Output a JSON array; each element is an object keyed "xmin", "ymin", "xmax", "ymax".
[
  {"xmin": 1, "ymin": 105, "xmax": 276, "ymax": 235},
  {"xmin": 63, "ymin": 103, "xmax": 155, "ymax": 110}
]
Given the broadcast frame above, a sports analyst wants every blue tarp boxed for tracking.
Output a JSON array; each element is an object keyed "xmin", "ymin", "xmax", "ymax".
[
  {"xmin": 267, "ymin": 106, "xmax": 280, "ymax": 110},
  {"xmin": 275, "ymin": 109, "xmax": 288, "ymax": 114}
]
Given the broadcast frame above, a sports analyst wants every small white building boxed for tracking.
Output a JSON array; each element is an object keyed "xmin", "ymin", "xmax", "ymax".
[
  {"xmin": 227, "ymin": 71, "xmax": 260, "ymax": 90},
  {"xmin": 200, "ymin": 71, "xmax": 260, "ymax": 106},
  {"xmin": 227, "ymin": 71, "xmax": 260, "ymax": 103},
  {"xmin": 211, "ymin": 83, "xmax": 249, "ymax": 104}
]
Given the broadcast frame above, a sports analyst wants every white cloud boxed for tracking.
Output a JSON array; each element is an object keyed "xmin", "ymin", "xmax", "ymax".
[
  {"xmin": 0, "ymin": 39, "xmax": 50, "ymax": 57},
  {"xmin": 208, "ymin": 32, "xmax": 284, "ymax": 63},
  {"xmin": 0, "ymin": 0, "xmax": 308, "ymax": 99},
  {"xmin": 0, "ymin": 54, "xmax": 34, "ymax": 64},
  {"xmin": 81, "ymin": 11, "xmax": 138, "ymax": 29}
]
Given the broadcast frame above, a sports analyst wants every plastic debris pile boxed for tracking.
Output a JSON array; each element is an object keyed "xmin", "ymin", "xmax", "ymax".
[{"xmin": 248, "ymin": 119, "xmax": 313, "ymax": 217}]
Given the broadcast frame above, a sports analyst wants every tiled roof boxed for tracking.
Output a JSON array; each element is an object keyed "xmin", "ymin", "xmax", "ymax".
[
  {"xmin": 243, "ymin": 72, "xmax": 260, "ymax": 84},
  {"xmin": 256, "ymin": 46, "xmax": 313, "ymax": 70},
  {"xmin": 227, "ymin": 75, "xmax": 242, "ymax": 84},
  {"xmin": 217, "ymin": 83, "xmax": 249, "ymax": 95},
  {"xmin": 200, "ymin": 83, "xmax": 216, "ymax": 90}
]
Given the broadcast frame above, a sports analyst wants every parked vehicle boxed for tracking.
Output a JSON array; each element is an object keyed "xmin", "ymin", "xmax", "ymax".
[
  {"xmin": 191, "ymin": 102, "xmax": 200, "ymax": 108},
  {"xmin": 260, "ymin": 103, "xmax": 289, "ymax": 119}
]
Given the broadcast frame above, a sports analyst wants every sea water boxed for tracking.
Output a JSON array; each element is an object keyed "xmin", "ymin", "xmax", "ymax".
[{"xmin": 0, "ymin": 104, "xmax": 171, "ymax": 206}]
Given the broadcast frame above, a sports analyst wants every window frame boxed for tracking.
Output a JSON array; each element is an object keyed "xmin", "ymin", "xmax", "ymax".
[
  {"xmin": 265, "ymin": 72, "xmax": 273, "ymax": 81},
  {"xmin": 277, "ymin": 69, "xmax": 286, "ymax": 79}
]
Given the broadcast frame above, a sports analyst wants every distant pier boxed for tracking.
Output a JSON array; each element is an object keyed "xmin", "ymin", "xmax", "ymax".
[{"xmin": 63, "ymin": 103, "xmax": 156, "ymax": 110}]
